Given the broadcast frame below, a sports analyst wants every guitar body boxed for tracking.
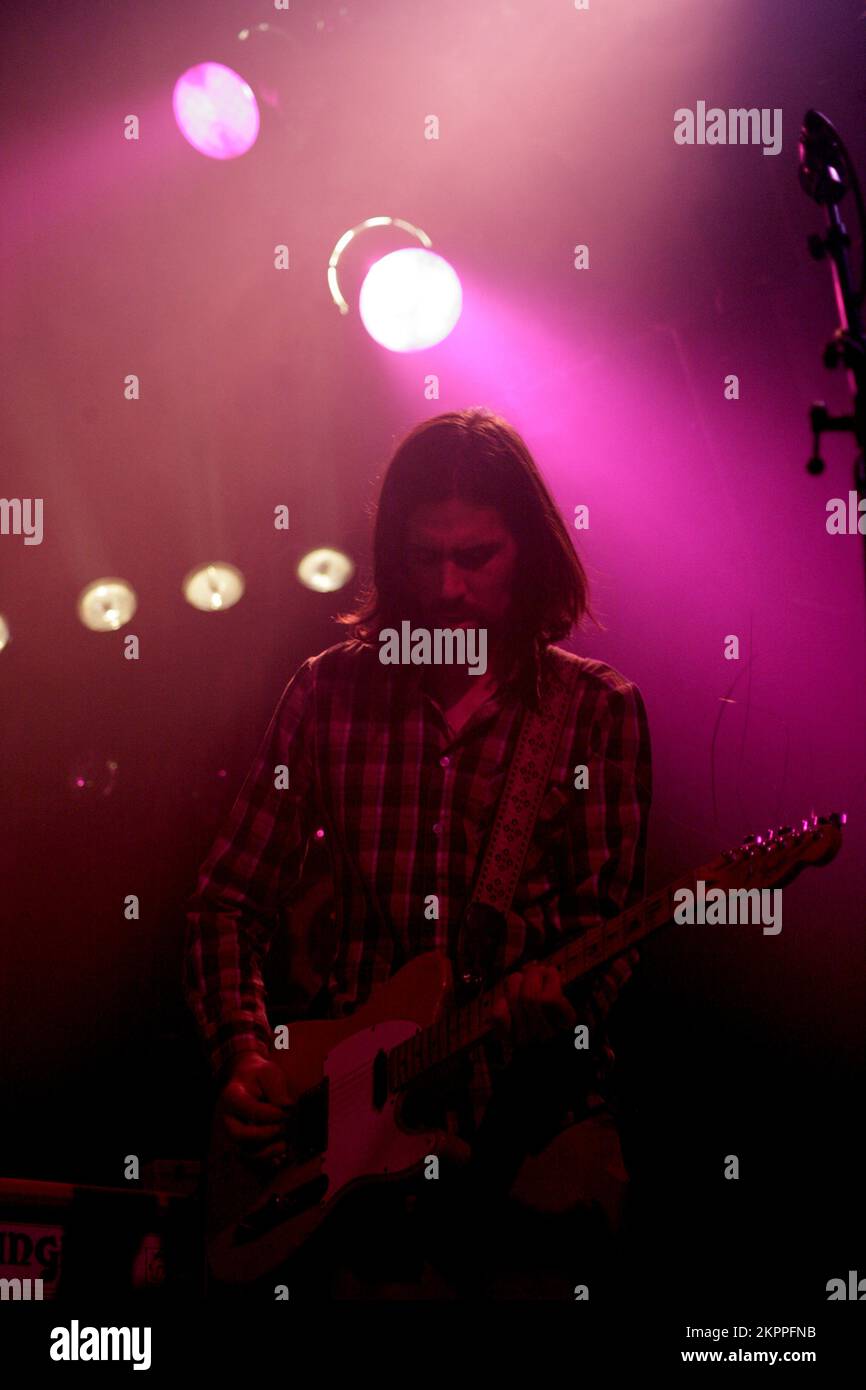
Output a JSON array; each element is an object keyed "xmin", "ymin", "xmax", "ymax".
[
  {"xmin": 206, "ymin": 951, "xmax": 455, "ymax": 1284},
  {"xmin": 205, "ymin": 813, "xmax": 845, "ymax": 1285}
]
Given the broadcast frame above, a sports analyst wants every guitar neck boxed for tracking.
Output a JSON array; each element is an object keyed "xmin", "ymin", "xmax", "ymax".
[
  {"xmin": 386, "ymin": 811, "xmax": 844, "ymax": 1094},
  {"xmin": 386, "ymin": 869, "xmax": 699, "ymax": 1095}
]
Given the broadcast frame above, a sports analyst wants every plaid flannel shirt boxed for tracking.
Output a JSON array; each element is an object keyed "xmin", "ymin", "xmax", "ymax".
[{"xmin": 183, "ymin": 639, "xmax": 652, "ymax": 1135}]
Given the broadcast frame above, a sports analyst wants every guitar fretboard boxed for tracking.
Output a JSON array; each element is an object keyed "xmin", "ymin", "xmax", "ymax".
[
  {"xmin": 386, "ymin": 810, "xmax": 847, "ymax": 1094},
  {"xmin": 385, "ymin": 870, "xmax": 710, "ymax": 1094}
]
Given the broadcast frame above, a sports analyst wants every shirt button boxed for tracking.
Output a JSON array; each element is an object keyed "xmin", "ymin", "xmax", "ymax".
[{"xmin": 439, "ymin": 756, "xmax": 450, "ymax": 768}]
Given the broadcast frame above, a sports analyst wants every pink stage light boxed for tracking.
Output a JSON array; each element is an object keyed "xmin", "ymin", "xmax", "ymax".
[
  {"xmin": 358, "ymin": 248, "xmax": 462, "ymax": 352},
  {"xmin": 172, "ymin": 62, "xmax": 260, "ymax": 160}
]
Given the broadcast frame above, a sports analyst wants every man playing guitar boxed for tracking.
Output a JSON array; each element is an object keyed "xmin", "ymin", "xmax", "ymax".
[{"xmin": 184, "ymin": 406, "xmax": 652, "ymax": 1298}]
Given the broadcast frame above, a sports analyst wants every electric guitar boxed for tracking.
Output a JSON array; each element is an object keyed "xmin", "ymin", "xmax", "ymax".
[{"xmin": 206, "ymin": 812, "xmax": 845, "ymax": 1283}]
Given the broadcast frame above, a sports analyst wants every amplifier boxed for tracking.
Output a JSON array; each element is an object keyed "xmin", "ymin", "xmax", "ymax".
[{"xmin": 0, "ymin": 1166, "xmax": 202, "ymax": 1300}]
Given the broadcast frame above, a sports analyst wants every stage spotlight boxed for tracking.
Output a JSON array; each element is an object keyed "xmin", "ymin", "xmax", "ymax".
[
  {"xmin": 0, "ymin": 614, "xmax": 9, "ymax": 652},
  {"xmin": 182, "ymin": 563, "xmax": 245, "ymax": 612},
  {"xmin": 172, "ymin": 62, "xmax": 260, "ymax": 160},
  {"xmin": 77, "ymin": 579, "xmax": 137, "ymax": 633},
  {"xmin": 328, "ymin": 217, "xmax": 462, "ymax": 351},
  {"xmin": 359, "ymin": 247, "xmax": 462, "ymax": 351},
  {"xmin": 297, "ymin": 548, "xmax": 354, "ymax": 593}
]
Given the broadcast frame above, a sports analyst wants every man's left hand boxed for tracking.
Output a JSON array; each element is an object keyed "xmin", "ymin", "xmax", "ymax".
[
  {"xmin": 490, "ymin": 949, "xmax": 641, "ymax": 1049},
  {"xmin": 490, "ymin": 963, "xmax": 577, "ymax": 1047}
]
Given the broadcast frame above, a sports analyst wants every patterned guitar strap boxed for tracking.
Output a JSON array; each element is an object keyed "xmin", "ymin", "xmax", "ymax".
[{"xmin": 454, "ymin": 645, "xmax": 582, "ymax": 1000}]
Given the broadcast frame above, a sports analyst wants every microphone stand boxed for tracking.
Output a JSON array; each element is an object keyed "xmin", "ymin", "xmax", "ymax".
[{"xmin": 799, "ymin": 109, "xmax": 866, "ymax": 609}]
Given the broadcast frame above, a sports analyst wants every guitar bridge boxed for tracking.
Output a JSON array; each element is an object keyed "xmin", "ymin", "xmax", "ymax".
[{"xmin": 234, "ymin": 1174, "xmax": 330, "ymax": 1244}]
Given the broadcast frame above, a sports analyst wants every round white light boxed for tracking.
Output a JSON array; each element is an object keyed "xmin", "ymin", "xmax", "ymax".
[
  {"xmin": 359, "ymin": 247, "xmax": 462, "ymax": 351},
  {"xmin": 297, "ymin": 548, "xmax": 355, "ymax": 593},
  {"xmin": 77, "ymin": 579, "xmax": 138, "ymax": 632},
  {"xmin": 183, "ymin": 562, "xmax": 245, "ymax": 612}
]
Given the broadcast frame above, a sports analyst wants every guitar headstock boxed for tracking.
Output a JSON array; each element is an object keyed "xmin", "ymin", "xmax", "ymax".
[{"xmin": 712, "ymin": 812, "xmax": 846, "ymax": 890}]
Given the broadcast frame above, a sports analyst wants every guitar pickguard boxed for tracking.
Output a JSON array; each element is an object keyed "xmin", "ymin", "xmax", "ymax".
[{"xmin": 322, "ymin": 1020, "xmax": 440, "ymax": 1198}]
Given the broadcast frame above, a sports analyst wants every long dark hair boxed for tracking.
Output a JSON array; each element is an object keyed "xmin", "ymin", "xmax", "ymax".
[{"xmin": 336, "ymin": 407, "xmax": 598, "ymax": 708}]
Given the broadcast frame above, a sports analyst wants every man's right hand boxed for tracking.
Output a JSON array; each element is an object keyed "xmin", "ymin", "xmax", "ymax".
[{"xmin": 219, "ymin": 1052, "xmax": 295, "ymax": 1167}]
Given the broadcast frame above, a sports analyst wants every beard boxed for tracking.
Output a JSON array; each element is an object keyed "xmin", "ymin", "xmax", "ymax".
[{"xmin": 408, "ymin": 601, "xmax": 506, "ymax": 635}]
